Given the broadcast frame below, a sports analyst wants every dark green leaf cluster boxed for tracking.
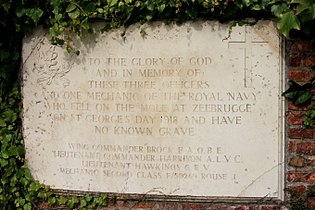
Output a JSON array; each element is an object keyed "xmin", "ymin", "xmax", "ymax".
[
  {"xmin": 47, "ymin": 193, "xmax": 109, "ymax": 209},
  {"xmin": 282, "ymin": 68, "xmax": 315, "ymax": 127},
  {"xmin": 282, "ymin": 80, "xmax": 313, "ymax": 105},
  {"xmin": 272, "ymin": 0, "xmax": 315, "ymax": 38}
]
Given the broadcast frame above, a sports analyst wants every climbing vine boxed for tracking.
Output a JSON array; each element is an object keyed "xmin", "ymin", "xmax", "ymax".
[{"xmin": 1, "ymin": 0, "xmax": 315, "ymax": 209}]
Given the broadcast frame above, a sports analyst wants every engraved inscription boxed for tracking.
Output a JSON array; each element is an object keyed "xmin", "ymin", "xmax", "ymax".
[
  {"xmin": 227, "ymin": 26, "xmax": 269, "ymax": 88},
  {"xmin": 33, "ymin": 46, "xmax": 72, "ymax": 87}
]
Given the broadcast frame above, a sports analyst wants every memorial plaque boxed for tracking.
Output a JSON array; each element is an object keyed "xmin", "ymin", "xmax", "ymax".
[{"xmin": 22, "ymin": 21, "xmax": 284, "ymax": 199}]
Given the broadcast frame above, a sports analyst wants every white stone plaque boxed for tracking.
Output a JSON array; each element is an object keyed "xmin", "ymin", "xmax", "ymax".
[{"xmin": 22, "ymin": 21, "xmax": 284, "ymax": 199}]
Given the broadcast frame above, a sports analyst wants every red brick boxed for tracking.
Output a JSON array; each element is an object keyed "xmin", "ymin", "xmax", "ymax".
[
  {"xmin": 296, "ymin": 142, "xmax": 315, "ymax": 154},
  {"xmin": 106, "ymin": 200, "xmax": 135, "ymax": 208},
  {"xmin": 306, "ymin": 156, "xmax": 315, "ymax": 166},
  {"xmin": 288, "ymin": 171, "xmax": 315, "ymax": 182},
  {"xmin": 182, "ymin": 203, "xmax": 203, "ymax": 209},
  {"xmin": 291, "ymin": 41, "xmax": 313, "ymax": 53},
  {"xmin": 303, "ymin": 56, "xmax": 315, "ymax": 66},
  {"xmin": 182, "ymin": 204, "xmax": 227, "ymax": 210},
  {"xmin": 260, "ymin": 206, "xmax": 280, "ymax": 210},
  {"xmin": 209, "ymin": 206, "xmax": 228, "ymax": 210},
  {"xmin": 288, "ymin": 141, "xmax": 296, "ymax": 153},
  {"xmin": 288, "ymin": 112, "xmax": 304, "ymax": 125},
  {"xmin": 307, "ymin": 197, "xmax": 315, "ymax": 207},
  {"xmin": 288, "ymin": 185, "xmax": 307, "ymax": 194},
  {"xmin": 304, "ymin": 172, "xmax": 315, "ymax": 182},
  {"xmin": 288, "ymin": 101, "xmax": 309, "ymax": 111},
  {"xmin": 289, "ymin": 155, "xmax": 306, "ymax": 167},
  {"xmin": 288, "ymin": 68, "xmax": 314, "ymax": 82},
  {"xmin": 288, "ymin": 172, "xmax": 305, "ymax": 182},
  {"xmin": 288, "ymin": 127, "xmax": 313, "ymax": 139},
  {"xmin": 289, "ymin": 56, "xmax": 301, "ymax": 67},
  {"xmin": 37, "ymin": 203, "xmax": 49, "ymax": 209},
  {"xmin": 133, "ymin": 202, "xmax": 156, "ymax": 208},
  {"xmin": 234, "ymin": 206, "xmax": 251, "ymax": 210},
  {"xmin": 104, "ymin": 201, "xmax": 158, "ymax": 209},
  {"xmin": 155, "ymin": 203, "xmax": 183, "ymax": 209}
]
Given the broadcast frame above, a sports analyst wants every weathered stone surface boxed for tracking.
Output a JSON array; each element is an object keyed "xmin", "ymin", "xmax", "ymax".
[{"xmin": 21, "ymin": 21, "xmax": 284, "ymax": 199}]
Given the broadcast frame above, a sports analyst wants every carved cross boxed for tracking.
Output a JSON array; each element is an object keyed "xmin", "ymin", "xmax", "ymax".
[{"xmin": 228, "ymin": 26, "xmax": 268, "ymax": 88}]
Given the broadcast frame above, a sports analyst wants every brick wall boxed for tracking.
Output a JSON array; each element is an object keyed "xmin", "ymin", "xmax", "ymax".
[
  {"xmin": 286, "ymin": 40, "xmax": 315, "ymax": 209},
  {"xmin": 38, "ymin": 40, "xmax": 315, "ymax": 210}
]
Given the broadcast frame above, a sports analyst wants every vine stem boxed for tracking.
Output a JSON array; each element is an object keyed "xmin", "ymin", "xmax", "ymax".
[{"xmin": 69, "ymin": 0, "xmax": 88, "ymax": 16}]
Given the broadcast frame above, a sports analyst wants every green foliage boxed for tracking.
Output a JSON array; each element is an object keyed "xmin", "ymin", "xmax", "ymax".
[
  {"xmin": 0, "ymin": 0, "xmax": 315, "ymax": 209},
  {"xmin": 287, "ymin": 186, "xmax": 315, "ymax": 210},
  {"xmin": 46, "ymin": 193, "xmax": 109, "ymax": 209},
  {"xmin": 34, "ymin": 0, "xmax": 315, "ymax": 51},
  {"xmin": 272, "ymin": 0, "xmax": 315, "ymax": 38},
  {"xmin": 282, "ymin": 80, "xmax": 313, "ymax": 105}
]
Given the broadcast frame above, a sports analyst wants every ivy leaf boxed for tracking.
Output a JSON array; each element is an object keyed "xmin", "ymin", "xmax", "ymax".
[
  {"xmin": 1, "ymin": 2, "xmax": 11, "ymax": 12},
  {"xmin": 158, "ymin": 4, "xmax": 166, "ymax": 13},
  {"xmin": 67, "ymin": 196, "xmax": 79, "ymax": 208},
  {"xmin": 7, "ymin": 146, "xmax": 19, "ymax": 156},
  {"xmin": 50, "ymin": 0, "xmax": 61, "ymax": 7},
  {"xmin": 55, "ymin": 13, "xmax": 62, "ymax": 21},
  {"xmin": 282, "ymin": 80, "xmax": 313, "ymax": 105},
  {"xmin": 0, "ymin": 50, "xmax": 10, "ymax": 61},
  {"xmin": 278, "ymin": 11, "xmax": 300, "ymax": 38},
  {"xmin": 15, "ymin": 145, "xmax": 25, "ymax": 156},
  {"xmin": 58, "ymin": 196, "xmax": 68, "ymax": 205},
  {"xmin": 29, "ymin": 182, "xmax": 40, "ymax": 192},
  {"xmin": 37, "ymin": 191, "xmax": 47, "ymax": 199},
  {"xmin": 84, "ymin": 194, "xmax": 92, "ymax": 202},
  {"xmin": 271, "ymin": 4, "xmax": 289, "ymax": 17},
  {"xmin": 291, "ymin": 0, "xmax": 314, "ymax": 15},
  {"xmin": 15, "ymin": 8, "xmax": 26, "ymax": 18},
  {"xmin": 23, "ymin": 203, "xmax": 32, "ymax": 210},
  {"xmin": 2, "ymin": 110, "xmax": 17, "ymax": 123},
  {"xmin": 66, "ymin": 3, "xmax": 77, "ymax": 13},
  {"xmin": 242, "ymin": 0, "xmax": 250, "ymax": 6},
  {"xmin": 26, "ymin": 8, "xmax": 44, "ymax": 23},
  {"xmin": 80, "ymin": 199, "xmax": 87, "ymax": 208},
  {"xmin": 305, "ymin": 110, "xmax": 315, "ymax": 126},
  {"xmin": 85, "ymin": 3, "xmax": 96, "ymax": 12},
  {"xmin": 107, "ymin": 0, "xmax": 118, "ymax": 7},
  {"xmin": 20, "ymin": 178, "xmax": 28, "ymax": 187},
  {"xmin": 81, "ymin": 18, "xmax": 89, "ymax": 30},
  {"xmin": 282, "ymin": 80, "xmax": 303, "ymax": 98},
  {"xmin": 0, "ymin": 159, "xmax": 8, "ymax": 167},
  {"xmin": 16, "ymin": 198, "xmax": 25, "ymax": 207},
  {"xmin": 146, "ymin": 15, "xmax": 153, "ymax": 21},
  {"xmin": 3, "ymin": 133, "xmax": 12, "ymax": 141},
  {"xmin": 134, "ymin": 1, "xmax": 140, "ymax": 7},
  {"xmin": 68, "ymin": 9, "xmax": 80, "ymax": 19},
  {"xmin": 296, "ymin": 90, "xmax": 312, "ymax": 104},
  {"xmin": 0, "ymin": 118, "xmax": 6, "ymax": 127},
  {"xmin": 251, "ymin": 4, "xmax": 262, "ymax": 11},
  {"xmin": 48, "ymin": 197, "xmax": 57, "ymax": 205},
  {"xmin": 1, "ymin": 150, "xmax": 9, "ymax": 159},
  {"xmin": 147, "ymin": 3, "xmax": 154, "ymax": 11},
  {"xmin": 299, "ymin": 10, "xmax": 314, "ymax": 23}
]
